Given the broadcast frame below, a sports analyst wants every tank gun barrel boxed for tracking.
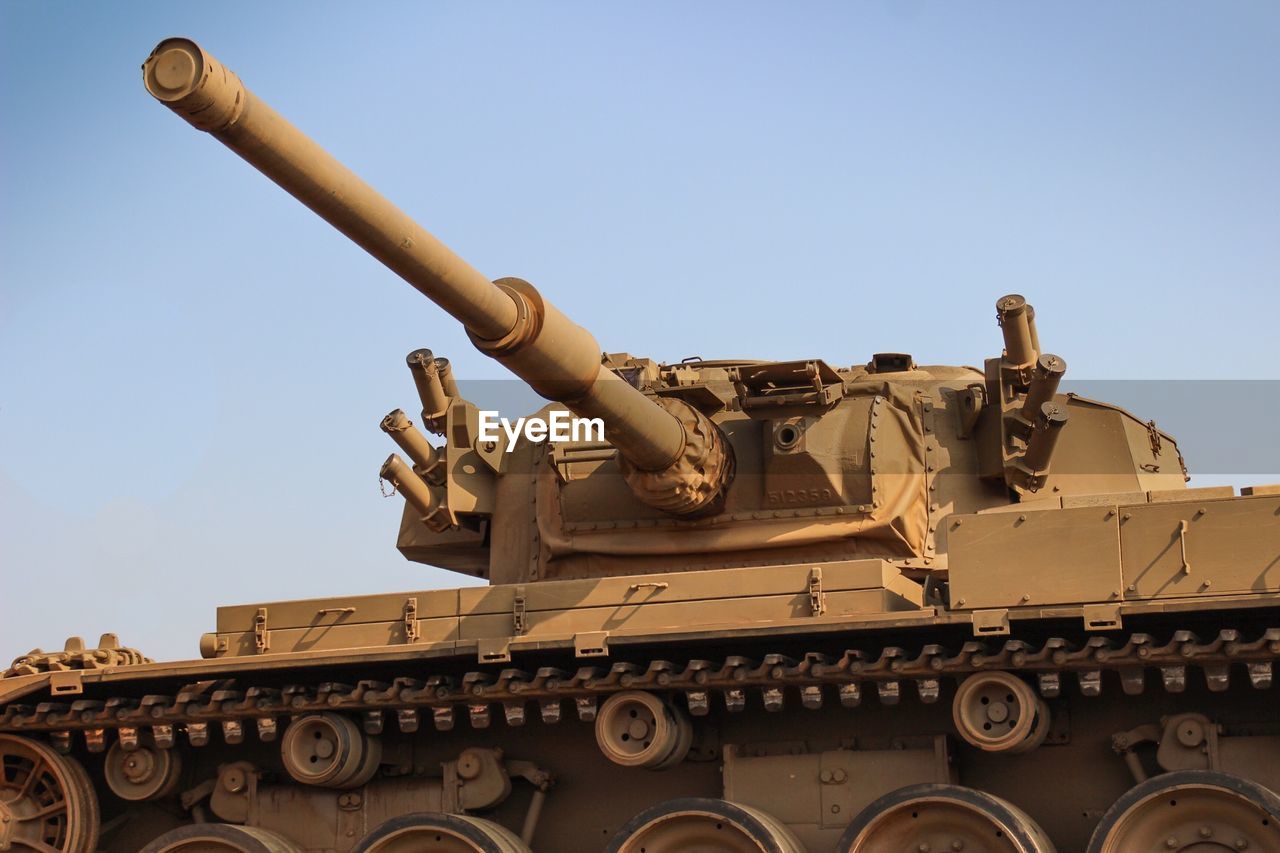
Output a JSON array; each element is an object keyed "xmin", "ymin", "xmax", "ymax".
[{"xmin": 143, "ymin": 38, "xmax": 731, "ymax": 513}]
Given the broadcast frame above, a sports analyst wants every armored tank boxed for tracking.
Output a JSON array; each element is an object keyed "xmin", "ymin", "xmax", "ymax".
[{"xmin": 2, "ymin": 37, "xmax": 1278, "ymax": 853}]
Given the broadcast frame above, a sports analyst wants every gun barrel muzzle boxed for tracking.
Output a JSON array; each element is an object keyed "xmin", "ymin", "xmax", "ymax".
[{"xmin": 143, "ymin": 38, "xmax": 519, "ymax": 341}]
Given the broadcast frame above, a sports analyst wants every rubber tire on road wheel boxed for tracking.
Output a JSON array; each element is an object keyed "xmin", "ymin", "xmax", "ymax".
[
  {"xmin": 838, "ymin": 783, "xmax": 1055, "ymax": 852},
  {"xmin": 139, "ymin": 823, "xmax": 303, "ymax": 852},
  {"xmin": 605, "ymin": 797, "xmax": 804, "ymax": 853},
  {"xmin": 352, "ymin": 812, "xmax": 530, "ymax": 852},
  {"xmin": 1086, "ymin": 769, "xmax": 1280, "ymax": 853}
]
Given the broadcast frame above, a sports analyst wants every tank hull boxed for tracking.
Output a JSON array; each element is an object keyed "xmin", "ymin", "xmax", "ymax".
[{"xmin": 4, "ymin": 598, "xmax": 1278, "ymax": 851}]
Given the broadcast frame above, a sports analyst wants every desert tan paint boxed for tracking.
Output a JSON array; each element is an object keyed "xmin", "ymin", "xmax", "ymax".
[{"xmin": 2, "ymin": 35, "xmax": 1279, "ymax": 853}]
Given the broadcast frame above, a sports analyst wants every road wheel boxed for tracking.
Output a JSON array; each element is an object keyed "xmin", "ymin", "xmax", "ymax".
[
  {"xmin": 838, "ymin": 783, "xmax": 1055, "ymax": 852},
  {"xmin": 1086, "ymin": 770, "xmax": 1280, "ymax": 852}
]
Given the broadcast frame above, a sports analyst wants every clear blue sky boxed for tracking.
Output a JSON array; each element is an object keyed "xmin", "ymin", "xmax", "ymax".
[{"xmin": 2, "ymin": 2, "xmax": 1277, "ymax": 659}]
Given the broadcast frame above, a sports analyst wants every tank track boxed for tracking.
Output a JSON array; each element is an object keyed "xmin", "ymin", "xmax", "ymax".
[{"xmin": 3, "ymin": 625, "xmax": 1276, "ymax": 750}]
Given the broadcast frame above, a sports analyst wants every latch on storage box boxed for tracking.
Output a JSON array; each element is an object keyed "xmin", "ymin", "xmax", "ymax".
[
  {"xmin": 253, "ymin": 608, "xmax": 270, "ymax": 654},
  {"xmin": 403, "ymin": 597, "xmax": 420, "ymax": 643}
]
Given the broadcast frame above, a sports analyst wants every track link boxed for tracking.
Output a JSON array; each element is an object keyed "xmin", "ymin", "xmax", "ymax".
[{"xmin": 3, "ymin": 627, "xmax": 1277, "ymax": 755}]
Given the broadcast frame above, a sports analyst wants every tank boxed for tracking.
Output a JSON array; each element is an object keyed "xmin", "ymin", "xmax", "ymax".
[{"xmin": 1, "ymin": 36, "xmax": 1277, "ymax": 853}]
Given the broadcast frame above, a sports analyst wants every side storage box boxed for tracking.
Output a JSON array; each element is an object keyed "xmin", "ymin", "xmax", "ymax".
[
  {"xmin": 213, "ymin": 590, "xmax": 458, "ymax": 657},
  {"xmin": 948, "ymin": 506, "xmax": 1123, "ymax": 609},
  {"xmin": 457, "ymin": 559, "xmax": 923, "ymax": 646},
  {"xmin": 1120, "ymin": 493, "xmax": 1280, "ymax": 599}
]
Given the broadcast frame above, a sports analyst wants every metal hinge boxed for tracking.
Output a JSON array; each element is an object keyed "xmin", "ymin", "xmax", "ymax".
[
  {"xmin": 253, "ymin": 608, "xmax": 270, "ymax": 654},
  {"xmin": 477, "ymin": 637, "xmax": 512, "ymax": 664},
  {"xmin": 49, "ymin": 670, "xmax": 84, "ymax": 696},
  {"xmin": 972, "ymin": 609, "xmax": 1010, "ymax": 636},
  {"xmin": 808, "ymin": 568, "xmax": 826, "ymax": 616},
  {"xmin": 574, "ymin": 631, "xmax": 609, "ymax": 658},
  {"xmin": 404, "ymin": 597, "xmax": 420, "ymax": 643},
  {"xmin": 1146, "ymin": 420, "xmax": 1162, "ymax": 457},
  {"xmin": 513, "ymin": 586, "xmax": 527, "ymax": 636},
  {"xmin": 1083, "ymin": 603, "xmax": 1123, "ymax": 632}
]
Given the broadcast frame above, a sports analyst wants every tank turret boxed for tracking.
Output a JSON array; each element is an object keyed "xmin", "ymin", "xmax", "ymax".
[{"xmin": 143, "ymin": 38, "xmax": 1190, "ymax": 585}]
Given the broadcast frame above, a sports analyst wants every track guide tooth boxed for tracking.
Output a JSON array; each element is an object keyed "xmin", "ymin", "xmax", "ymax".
[
  {"xmin": 724, "ymin": 689, "xmax": 746, "ymax": 713},
  {"xmin": 186, "ymin": 722, "xmax": 208, "ymax": 747},
  {"xmin": 1161, "ymin": 665, "xmax": 1187, "ymax": 693},
  {"xmin": 221, "ymin": 719, "xmax": 244, "ymax": 744},
  {"xmin": 1203, "ymin": 663, "xmax": 1230, "ymax": 692},
  {"xmin": 84, "ymin": 728, "xmax": 107, "ymax": 753},
  {"xmin": 362, "ymin": 710, "xmax": 384, "ymax": 735},
  {"xmin": 256, "ymin": 717, "xmax": 278, "ymax": 741},
  {"xmin": 433, "ymin": 707, "xmax": 455, "ymax": 731},
  {"xmin": 838, "ymin": 683, "xmax": 861, "ymax": 708},
  {"xmin": 468, "ymin": 704, "xmax": 491, "ymax": 728},
  {"xmin": 574, "ymin": 697, "xmax": 598, "ymax": 722},
  {"xmin": 762, "ymin": 687, "xmax": 784, "ymax": 712},
  {"xmin": 153, "ymin": 724, "xmax": 175, "ymax": 748},
  {"xmin": 503, "ymin": 702, "xmax": 526, "ymax": 726},
  {"xmin": 117, "ymin": 726, "xmax": 140, "ymax": 751},
  {"xmin": 685, "ymin": 691, "xmax": 710, "ymax": 716},
  {"xmin": 877, "ymin": 681, "xmax": 900, "ymax": 705},
  {"xmin": 1037, "ymin": 672, "xmax": 1061, "ymax": 698},
  {"xmin": 1077, "ymin": 670, "xmax": 1102, "ymax": 697},
  {"xmin": 1119, "ymin": 667, "xmax": 1145, "ymax": 695},
  {"xmin": 395, "ymin": 709, "xmax": 419, "ymax": 733},
  {"xmin": 538, "ymin": 699, "xmax": 562, "ymax": 724},
  {"xmin": 800, "ymin": 686, "xmax": 824, "ymax": 710},
  {"xmin": 50, "ymin": 731, "xmax": 72, "ymax": 754},
  {"xmin": 1247, "ymin": 662, "xmax": 1273, "ymax": 689},
  {"xmin": 916, "ymin": 679, "xmax": 940, "ymax": 704}
]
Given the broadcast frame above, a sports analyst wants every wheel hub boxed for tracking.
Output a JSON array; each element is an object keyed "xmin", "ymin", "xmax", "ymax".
[
  {"xmin": 123, "ymin": 751, "xmax": 156, "ymax": 783},
  {"xmin": 627, "ymin": 717, "xmax": 652, "ymax": 740},
  {"xmin": 312, "ymin": 736, "xmax": 336, "ymax": 761}
]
